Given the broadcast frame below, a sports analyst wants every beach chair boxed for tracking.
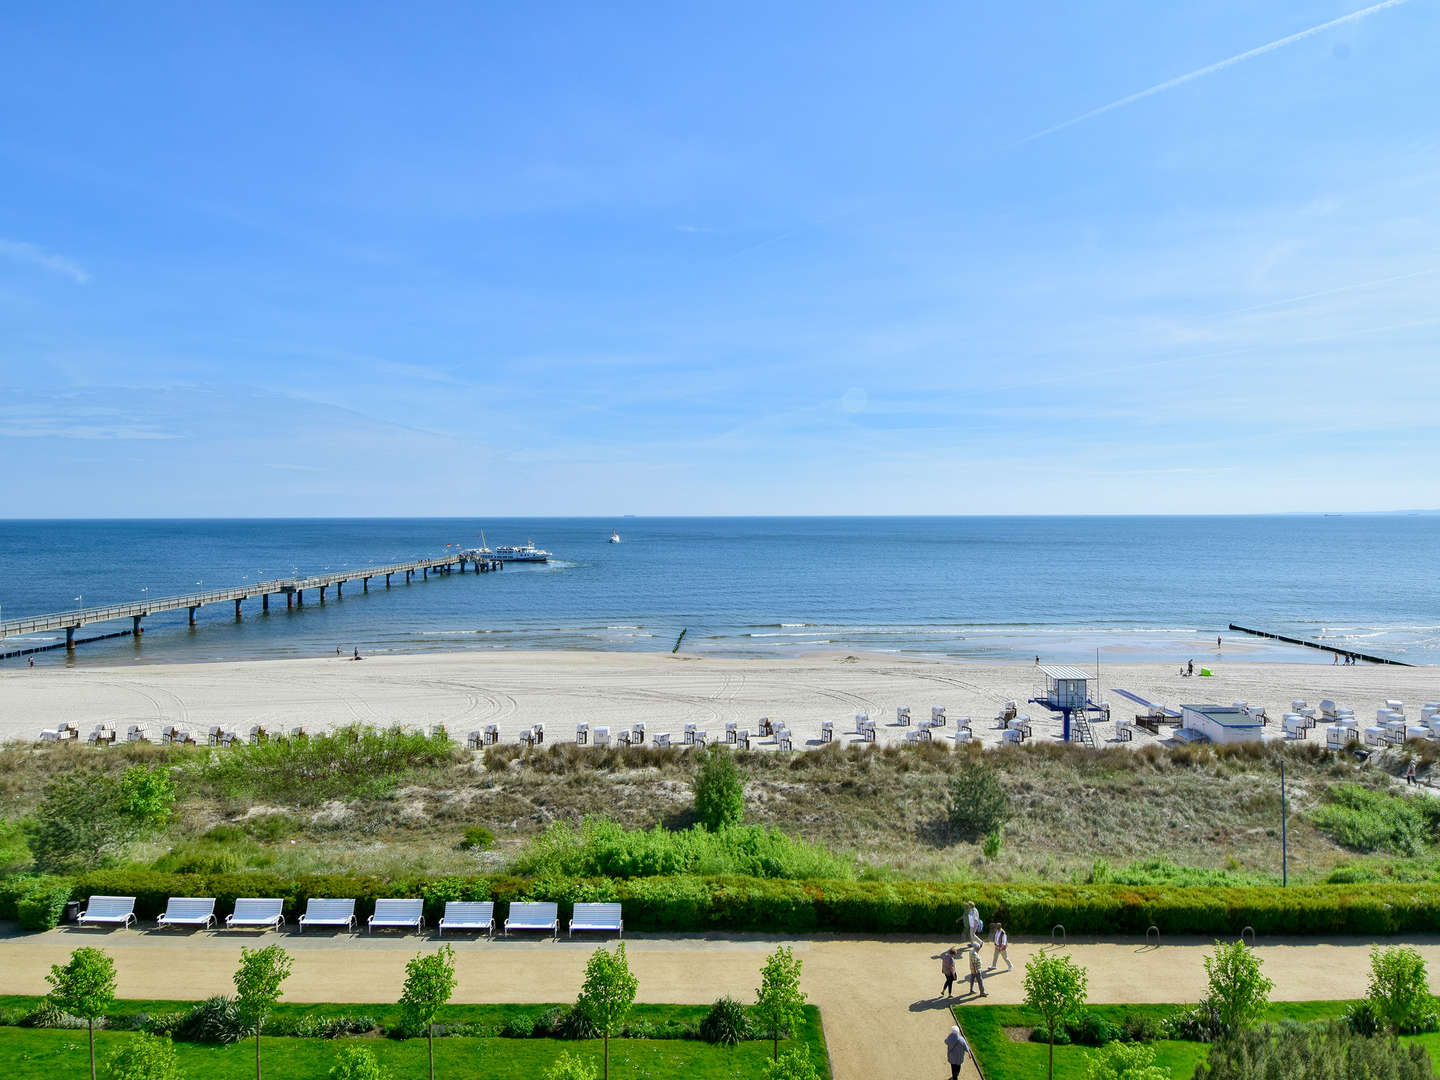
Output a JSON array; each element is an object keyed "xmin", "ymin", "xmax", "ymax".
[
  {"xmin": 953, "ymin": 716, "xmax": 972, "ymax": 733},
  {"xmin": 951, "ymin": 729, "xmax": 971, "ymax": 743},
  {"xmin": 504, "ymin": 901, "xmax": 559, "ymax": 939},
  {"xmin": 438, "ymin": 901, "xmax": 494, "ymax": 938},
  {"xmin": 930, "ymin": 706, "xmax": 947, "ymax": 727},
  {"xmin": 903, "ymin": 729, "xmax": 925, "ymax": 745},
  {"xmin": 683, "ymin": 724, "xmax": 696, "ymax": 746},
  {"xmin": 39, "ymin": 729, "xmax": 60, "ymax": 743},
  {"xmin": 126, "ymin": 724, "xmax": 149, "ymax": 743},
  {"xmin": 853, "ymin": 713, "xmax": 868, "ymax": 732},
  {"xmin": 289, "ymin": 726, "xmax": 309, "ymax": 739},
  {"xmin": 58, "ymin": 722, "xmax": 80, "ymax": 741},
  {"xmin": 570, "ymin": 903, "xmax": 623, "ymax": 939},
  {"xmin": 1001, "ymin": 728, "xmax": 1023, "ymax": 745},
  {"xmin": 298, "ymin": 898, "xmax": 356, "ymax": 933},
  {"xmin": 1386, "ymin": 699, "xmax": 1405, "ymax": 714},
  {"xmin": 1008, "ymin": 715, "xmax": 1032, "ymax": 738},
  {"xmin": 594, "ymin": 726, "xmax": 611, "ymax": 748},
  {"xmin": 1114, "ymin": 718, "xmax": 1134, "ymax": 742},
  {"xmin": 757, "ymin": 717, "xmax": 772, "ymax": 737},
  {"xmin": 466, "ymin": 729, "xmax": 484, "ymax": 750},
  {"xmin": 617, "ymin": 730, "xmax": 632, "ymax": 747},
  {"xmin": 1283, "ymin": 715, "xmax": 1307, "ymax": 739},
  {"xmin": 88, "ymin": 725, "xmax": 116, "ymax": 747},
  {"xmin": 653, "ymin": 732, "xmax": 671, "ymax": 748},
  {"xmin": 1363, "ymin": 726, "xmax": 1386, "ymax": 747},
  {"xmin": 369, "ymin": 898, "xmax": 424, "ymax": 934},
  {"xmin": 725, "ymin": 721, "xmax": 738, "ymax": 744},
  {"xmin": 858, "ymin": 718, "xmax": 876, "ymax": 744},
  {"xmin": 896, "ymin": 706, "xmax": 910, "ymax": 726},
  {"xmin": 1407, "ymin": 726, "xmax": 1433, "ymax": 743},
  {"xmin": 1422, "ymin": 703, "xmax": 1440, "ymax": 723},
  {"xmin": 78, "ymin": 896, "xmax": 137, "ymax": 928},
  {"xmin": 820, "ymin": 720, "xmax": 833, "ymax": 744},
  {"xmin": 576, "ymin": 722, "xmax": 589, "ymax": 745},
  {"xmin": 157, "ymin": 897, "xmax": 217, "ymax": 930},
  {"xmin": 736, "ymin": 729, "xmax": 751, "ymax": 749},
  {"xmin": 777, "ymin": 730, "xmax": 793, "ymax": 751},
  {"xmin": 1326, "ymin": 725, "xmax": 1355, "ymax": 749},
  {"xmin": 208, "ymin": 726, "xmax": 226, "ymax": 746},
  {"xmin": 694, "ymin": 730, "xmax": 709, "ymax": 747},
  {"xmin": 483, "ymin": 724, "xmax": 499, "ymax": 746},
  {"xmin": 631, "ymin": 722, "xmax": 645, "ymax": 745},
  {"xmin": 226, "ymin": 898, "xmax": 286, "ymax": 931}
]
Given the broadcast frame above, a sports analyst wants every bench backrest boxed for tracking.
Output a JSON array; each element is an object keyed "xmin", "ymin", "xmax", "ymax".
[
  {"xmin": 163, "ymin": 897, "xmax": 216, "ymax": 919},
  {"xmin": 442, "ymin": 901, "xmax": 494, "ymax": 923},
  {"xmin": 508, "ymin": 901, "xmax": 558, "ymax": 924},
  {"xmin": 304, "ymin": 898, "xmax": 356, "ymax": 919},
  {"xmin": 86, "ymin": 896, "xmax": 136, "ymax": 918},
  {"xmin": 572, "ymin": 903, "xmax": 622, "ymax": 926},
  {"xmin": 372, "ymin": 899, "xmax": 423, "ymax": 920},
  {"xmin": 233, "ymin": 898, "xmax": 284, "ymax": 919}
]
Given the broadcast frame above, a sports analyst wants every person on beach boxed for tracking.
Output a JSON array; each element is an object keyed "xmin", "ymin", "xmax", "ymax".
[
  {"xmin": 964, "ymin": 901, "xmax": 983, "ymax": 946},
  {"xmin": 1187, "ymin": 659, "xmax": 1194, "ymax": 676},
  {"xmin": 945, "ymin": 1024, "xmax": 971, "ymax": 1079},
  {"xmin": 1217, "ymin": 636, "xmax": 1222, "ymax": 649},
  {"xmin": 966, "ymin": 945, "xmax": 987, "ymax": 996},
  {"xmin": 940, "ymin": 947, "xmax": 958, "ymax": 997},
  {"xmin": 989, "ymin": 923, "xmax": 1012, "ymax": 972},
  {"xmin": 1407, "ymin": 761, "xmax": 1417, "ymax": 785}
]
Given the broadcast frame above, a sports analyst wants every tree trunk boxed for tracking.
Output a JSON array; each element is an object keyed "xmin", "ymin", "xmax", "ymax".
[
  {"xmin": 603, "ymin": 1033, "xmax": 610, "ymax": 1080},
  {"xmin": 1047, "ymin": 1024, "xmax": 1054, "ymax": 1080},
  {"xmin": 428, "ymin": 1025, "xmax": 435, "ymax": 1080},
  {"xmin": 773, "ymin": 1031, "xmax": 779, "ymax": 1061},
  {"xmin": 87, "ymin": 1017, "xmax": 95, "ymax": 1080},
  {"xmin": 256, "ymin": 1027, "xmax": 262, "ymax": 1080}
]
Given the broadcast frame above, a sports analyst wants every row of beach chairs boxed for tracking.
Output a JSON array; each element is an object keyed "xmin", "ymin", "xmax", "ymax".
[
  {"xmin": 40, "ymin": 723, "xmax": 313, "ymax": 746},
  {"xmin": 73, "ymin": 895, "xmax": 622, "ymax": 940}
]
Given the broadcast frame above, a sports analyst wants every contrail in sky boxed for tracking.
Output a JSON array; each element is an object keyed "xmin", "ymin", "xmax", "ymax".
[{"xmin": 1015, "ymin": 0, "xmax": 1410, "ymax": 146}]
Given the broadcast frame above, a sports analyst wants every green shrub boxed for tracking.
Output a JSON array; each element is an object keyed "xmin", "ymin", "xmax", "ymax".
[
  {"xmin": 1203, "ymin": 939, "xmax": 1272, "ymax": 1035},
  {"xmin": 693, "ymin": 746, "xmax": 745, "ymax": 832},
  {"xmin": 118, "ymin": 765, "xmax": 178, "ymax": 828},
  {"xmin": 542, "ymin": 1051, "xmax": 596, "ymax": 1080},
  {"xmin": 329, "ymin": 1044, "xmax": 386, "ymax": 1080},
  {"xmin": 763, "ymin": 1047, "xmax": 822, "ymax": 1080},
  {"xmin": 1343, "ymin": 999, "xmax": 1381, "ymax": 1036},
  {"xmin": 1068, "ymin": 1011, "xmax": 1123, "ymax": 1046},
  {"xmin": 699, "ymin": 996, "xmax": 750, "ymax": 1046},
  {"xmin": 151, "ymin": 843, "xmax": 245, "ymax": 875},
  {"xmin": 21, "ymin": 999, "xmax": 89, "ymax": 1029},
  {"xmin": 1195, "ymin": 1020, "xmax": 1432, "ymax": 1079},
  {"xmin": 0, "ymin": 819, "xmax": 32, "ymax": 873},
  {"xmin": 106, "ymin": 1030, "xmax": 183, "ymax": 1080},
  {"xmin": 1084, "ymin": 1041, "xmax": 1167, "ymax": 1080},
  {"xmin": 176, "ymin": 995, "xmax": 244, "ymax": 1045},
  {"xmin": 945, "ymin": 757, "xmax": 1009, "ymax": 842},
  {"xmin": 461, "ymin": 826, "xmax": 496, "ymax": 851},
  {"xmin": 17, "ymin": 882, "xmax": 71, "ymax": 930},
  {"xmin": 500, "ymin": 1013, "xmax": 536, "ymax": 1038},
  {"xmin": 1120, "ymin": 1012, "xmax": 1162, "ymax": 1042},
  {"xmin": 1367, "ymin": 945, "xmax": 1438, "ymax": 1034}
]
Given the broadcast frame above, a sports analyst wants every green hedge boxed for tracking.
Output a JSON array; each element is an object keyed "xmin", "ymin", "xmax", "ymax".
[{"xmin": 30, "ymin": 871, "xmax": 1440, "ymax": 937}]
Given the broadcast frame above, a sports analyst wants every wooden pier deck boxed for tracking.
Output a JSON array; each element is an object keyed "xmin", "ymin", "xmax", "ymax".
[{"xmin": 0, "ymin": 553, "xmax": 499, "ymax": 655}]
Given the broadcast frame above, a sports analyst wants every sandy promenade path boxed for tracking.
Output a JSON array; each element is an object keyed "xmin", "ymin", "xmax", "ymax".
[
  {"xmin": 1, "ymin": 648, "xmax": 1434, "ymax": 750},
  {"xmin": 6, "ymin": 930, "xmax": 1440, "ymax": 1079}
]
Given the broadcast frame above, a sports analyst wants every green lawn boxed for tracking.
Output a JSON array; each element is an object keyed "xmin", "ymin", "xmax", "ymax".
[
  {"xmin": 957, "ymin": 1001, "xmax": 1437, "ymax": 1080},
  {"xmin": 0, "ymin": 1000, "xmax": 829, "ymax": 1080}
]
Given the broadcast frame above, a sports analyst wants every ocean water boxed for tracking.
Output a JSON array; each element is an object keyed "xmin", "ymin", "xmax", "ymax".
[{"xmin": 0, "ymin": 516, "xmax": 1436, "ymax": 667}]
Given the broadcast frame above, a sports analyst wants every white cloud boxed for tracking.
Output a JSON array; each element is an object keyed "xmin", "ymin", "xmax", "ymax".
[{"xmin": 0, "ymin": 237, "xmax": 91, "ymax": 284}]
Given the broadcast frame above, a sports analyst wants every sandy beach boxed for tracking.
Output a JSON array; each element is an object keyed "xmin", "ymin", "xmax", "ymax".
[{"xmin": 1, "ymin": 646, "xmax": 1433, "ymax": 748}]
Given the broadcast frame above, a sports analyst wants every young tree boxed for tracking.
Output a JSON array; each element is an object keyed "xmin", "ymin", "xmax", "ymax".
[
  {"xmin": 945, "ymin": 757, "xmax": 1010, "ymax": 842},
  {"xmin": 1367, "ymin": 945, "xmax": 1434, "ymax": 1034},
  {"xmin": 117, "ymin": 764, "xmax": 178, "ymax": 829},
  {"xmin": 576, "ymin": 943, "xmax": 638, "ymax": 1080},
  {"xmin": 1084, "ymin": 1042, "xmax": 1167, "ymax": 1080},
  {"xmin": 328, "ymin": 1045, "xmax": 387, "ymax": 1080},
  {"xmin": 232, "ymin": 944, "xmax": 293, "ymax": 1080},
  {"xmin": 763, "ymin": 1047, "xmax": 822, "ymax": 1080},
  {"xmin": 692, "ymin": 745, "xmax": 745, "ymax": 831},
  {"xmin": 47, "ymin": 946, "xmax": 118, "ymax": 1080},
  {"xmin": 397, "ymin": 944, "xmax": 457, "ymax": 1080},
  {"xmin": 754, "ymin": 945, "xmax": 807, "ymax": 1062},
  {"xmin": 106, "ymin": 1032, "xmax": 184, "ymax": 1080},
  {"xmin": 541, "ymin": 1051, "xmax": 597, "ymax": 1080},
  {"xmin": 1023, "ymin": 953, "xmax": 1089, "ymax": 1080},
  {"xmin": 1203, "ymin": 939, "xmax": 1273, "ymax": 1035}
]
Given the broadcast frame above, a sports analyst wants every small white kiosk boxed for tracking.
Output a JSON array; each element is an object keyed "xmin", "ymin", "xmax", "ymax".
[{"xmin": 1180, "ymin": 704, "xmax": 1264, "ymax": 745}]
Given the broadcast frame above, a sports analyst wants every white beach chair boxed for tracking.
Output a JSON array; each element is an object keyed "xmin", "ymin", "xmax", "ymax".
[
  {"xmin": 735, "ymin": 729, "xmax": 751, "ymax": 749},
  {"xmin": 653, "ymin": 732, "xmax": 671, "ymax": 748},
  {"xmin": 631, "ymin": 722, "xmax": 645, "ymax": 744},
  {"xmin": 725, "ymin": 721, "xmax": 738, "ymax": 744},
  {"xmin": 953, "ymin": 716, "xmax": 972, "ymax": 732},
  {"xmin": 504, "ymin": 901, "xmax": 558, "ymax": 939},
  {"xmin": 39, "ymin": 729, "xmax": 60, "ymax": 743},
  {"xmin": 617, "ymin": 729, "xmax": 632, "ymax": 747},
  {"xmin": 758, "ymin": 717, "xmax": 773, "ymax": 736},
  {"xmin": 776, "ymin": 730, "xmax": 793, "ymax": 751},
  {"xmin": 853, "ymin": 712, "xmax": 868, "ymax": 732},
  {"xmin": 1363, "ymin": 726, "xmax": 1387, "ymax": 747},
  {"xmin": 896, "ymin": 706, "xmax": 910, "ymax": 726},
  {"xmin": 438, "ymin": 901, "xmax": 494, "ymax": 938},
  {"xmin": 1386, "ymin": 699, "xmax": 1405, "ymax": 714},
  {"xmin": 78, "ymin": 896, "xmax": 137, "ymax": 928},
  {"xmin": 570, "ymin": 902, "xmax": 623, "ymax": 938},
  {"xmin": 594, "ymin": 726, "xmax": 611, "ymax": 748},
  {"xmin": 227, "ymin": 898, "xmax": 286, "ymax": 931},
  {"xmin": 125, "ymin": 724, "xmax": 149, "ymax": 743},
  {"xmin": 1001, "ymin": 728, "xmax": 1023, "ymax": 745},
  {"xmin": 683, "ymin": 724, "xmax": 696, "ymax": 746},
  {"xmin": 858, "ymin": 718, "xmax": 876, "ymax": 743},
  {"xmin": 1406, "ymin": 726, "xmax": 1433, "ymax": 743},
  {"xmin": 820, "ymin": 720, "xmax": 834, "ymax": 744},
  {"xmin": 483, "ymin": 724, "xmax": 499, "ymax": 746},
  {"xmin": 1114, "ymin": 718, "xmax": 1134, "ymax": 742},
  {"xmin": 951, "ymin": 729, "xmax": 972, "ymax": 743},
  {"xmin": 466, "ymin": 729, "xmax": 484, "ymax": 750},
  {"xmin": 694, "ymin": 730, "xmax": 709, "ymax": 747},
  {"xmin": 208, "ymin": 726, "xmax": 226, "ymax": 746},
  {"xmin": 930, "ymin": 706, "xmax": 947, "ymax": 727},
  {"xmin": 576, "ymin": 722, "xmax": 589, "ymax": 745},
  {"xmin": 368, "ymin": 898, "xmax": 424, "ymax": 934},
  {"xmin": 1283, "ymin": 715, "xmax": 1307, "ymax": 739},
  {"xmin": 58, "ymin": 722, "xmax": 80, "ymax": 741},
  {"xmin": 157, "ymin": 897, "xmax": 217, "ymax": 930},
  {"xmin": 298, "ymin": 898, "xmax": 356, "ymax": 933}
]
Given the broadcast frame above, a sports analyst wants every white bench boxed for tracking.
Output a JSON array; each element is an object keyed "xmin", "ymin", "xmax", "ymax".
[
  {"xmin": 369, "ymin": 898, "xmax": 424, "ymax": 934},
  {"xmin": 438, "ymin": 901, "xmax": 494, "ymax": 938},
  {"xmin": 570, "ymin": 902, "xmax": 623, "ymax": 938},
  {"xmin": 298, "ymin": 898, "xmax": 356, "ymax": 932},
  {"xmin": 78, "ymin": 895, "xmax": 136, "ymax": 928},
  {"xmin": 505, "ymin": 901, "xmax": 558, "ymax": 939},
  {"xmin": 227, "ymin": 898, "xmax": 286, "ymax": 930},
  {"xmin": 157, "ymin": 897, "xmax": 216, "ymax": 929}
]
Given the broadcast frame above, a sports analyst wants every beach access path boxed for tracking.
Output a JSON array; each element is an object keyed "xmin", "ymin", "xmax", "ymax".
[{"xmin": 6, "ymin": 929, "xmax": 1440, "ymax": 1080}]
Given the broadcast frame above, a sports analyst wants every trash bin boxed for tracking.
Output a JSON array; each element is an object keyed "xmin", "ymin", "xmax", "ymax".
[{"xmin": 63, "ymin": 901, "xmax": 82, "ymax": 924}]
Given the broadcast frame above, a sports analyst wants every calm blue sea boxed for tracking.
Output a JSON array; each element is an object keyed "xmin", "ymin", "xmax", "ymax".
[{"xmin": 0, "ymin": 517, "xmax": 1436, "ymax": 667}]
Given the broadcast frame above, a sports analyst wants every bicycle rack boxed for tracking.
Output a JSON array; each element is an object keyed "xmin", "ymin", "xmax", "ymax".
[
  {"xmin": 1051, "ymin": 924, "xmax": 1066, "ymax": 944},
  {"xmin": 1241, "ymin": 926, "xmax": 1255, "ymax": 947},
  {"xmin": 1145, "ymin": 925, "xmax": 1161, "ymax": 946}
]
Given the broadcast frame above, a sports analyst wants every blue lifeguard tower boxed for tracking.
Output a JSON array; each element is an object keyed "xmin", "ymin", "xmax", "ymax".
[{"xmin": 1029, "ymin": 665, "xmax": 1107, "ymax": 746}]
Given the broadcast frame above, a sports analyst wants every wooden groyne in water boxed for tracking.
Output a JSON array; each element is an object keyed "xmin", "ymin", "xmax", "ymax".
[{"xmin": 1228, "ymin": 623, "xmax": 1413, "ymax": 667}]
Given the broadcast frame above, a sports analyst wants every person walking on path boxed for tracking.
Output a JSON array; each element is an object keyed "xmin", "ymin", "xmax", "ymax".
[
  {"xmin": 966, "ymin": 945, "xmax": 987, "ymax": 997},
  {"xmin": 940, "ymin": 947, "xmax": 958, "ymax": 997},
  {"xmin": 1407, "ymin": 760, "xmax": 1418, "ymax": 785},
  {"xmin": 964, "ymin": 901, "xmax": 983, "ymax": 946},
  {"xmin": 945, "ymin": 1024, "xmax": 971, "ymax": 1080},
  {"xmin": 989, "ymin": 923, "xmax": 1012, "ymax": 972}
]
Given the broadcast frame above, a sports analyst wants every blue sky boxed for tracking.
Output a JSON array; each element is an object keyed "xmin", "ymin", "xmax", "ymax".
[{"xmin": 1, "ymin": 1, "xmax": 1437, "ymax": 516}]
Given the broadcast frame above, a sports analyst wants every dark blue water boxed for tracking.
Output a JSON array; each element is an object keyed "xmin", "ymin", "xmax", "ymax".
[{"xmin": 0, "ymin": 517, "xmax": 1435, "ymax": 666}]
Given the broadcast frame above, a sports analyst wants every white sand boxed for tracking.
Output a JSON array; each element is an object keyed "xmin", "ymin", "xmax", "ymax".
[{"xmin": 1, "ymin": 646, "xmax": 1434, "ymax": 748}]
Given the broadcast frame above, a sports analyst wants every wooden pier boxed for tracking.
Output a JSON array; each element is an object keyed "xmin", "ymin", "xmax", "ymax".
[
  {"xmin": 0, "ymin": 553, "xmax": 501, "ymax": 657},
  {"xmin": 1227, "ymin": 623, "xmax": 1412, "ymax": 667}
]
